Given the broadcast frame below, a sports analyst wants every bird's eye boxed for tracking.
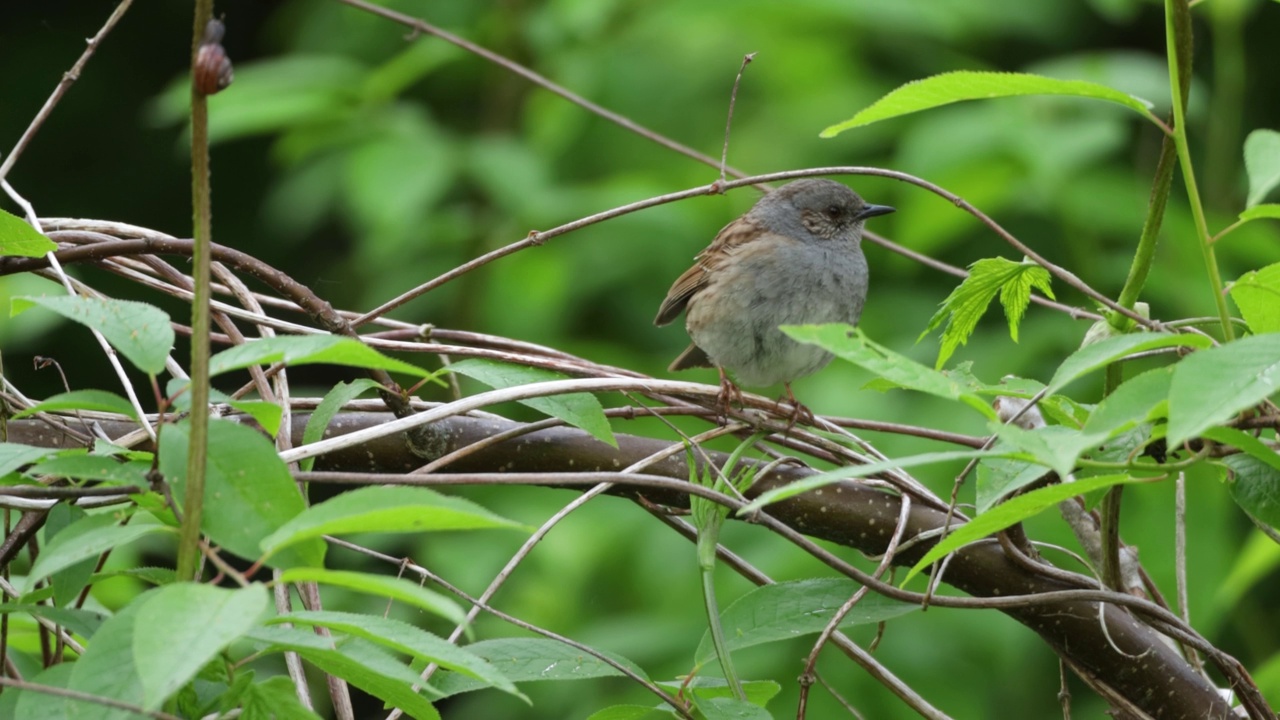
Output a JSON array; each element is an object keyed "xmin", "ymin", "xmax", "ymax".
[{"xmin": 825, "ymin": 205, "xmax": 841, "ymax": 219}]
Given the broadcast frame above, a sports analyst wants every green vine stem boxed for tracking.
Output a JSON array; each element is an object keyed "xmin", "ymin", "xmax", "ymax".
[
  {"xmin": 1165, "ymin": 0, "xmax": 1235, "ymax": 342},
  {"xmin": 177, "ymin": 0, "xmax": 216, "ymax": 582}
]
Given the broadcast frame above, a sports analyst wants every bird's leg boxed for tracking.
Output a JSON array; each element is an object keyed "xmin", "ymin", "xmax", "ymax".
[
  {"xmin": 715, "ymin": 367, "xmax": 743, "ymax": 422},
  {"xmin": 778, "ymin": 382, "xmax": 815, "ymax": 430}
]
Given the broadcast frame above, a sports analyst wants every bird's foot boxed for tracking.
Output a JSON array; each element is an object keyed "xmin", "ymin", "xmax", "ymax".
[
  {"xmin": 715, "ymin": 368, "xmax": 744, "ymax": 423},
  {"xmin": 777, "ymin": 383, "xmax": 815, "ymax": 431}
]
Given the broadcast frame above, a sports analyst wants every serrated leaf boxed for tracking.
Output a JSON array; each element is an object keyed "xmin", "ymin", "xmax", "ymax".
[
  {"xmin": 822, "ymin": 71, "xmax": 1157, "ymax": 137},
  {"xmin": 242, "ymin": 675, "xmax": 323, "ymax": 720},
  {"xmin": 277, "ymin": 568, "xmax": 466, "ymax": 626},
  {"xmin": 449, "ymin": 359, "xmax": 616, "ymax": 447},
  {"xmin": 209, "ymin": 334, "xmax": 435, "ymax": 378},
  {"xmin": 904, "ymin": 474, "xmax": 1143, "ymax": 584},
  {"xmin": 1229, "ymin": 262, "xmax": 1280, "ymax": 335},
  {"xmin": 23, "ymin": 513, "xmax": 170, "ymax": 593},
  {"xmin": 431, "ymin": 638, "xmax": 646, "ymax": 698},
  {"xmin": 270, "ymin": 610, "xmax": 522, "ymax": 699},
  {"xmin": 693, "ymin": 579, "xmax": 917, "ymax": 666},
  {"xmin": 133, "ymin": 584, "xmax": 269, "ymax": 710},
  {"xmin": 260, "ymin": 485, "xmax": 529, "ymax": 561},
  {"xmin": 0, "ymin": 209, "xmax": 57, "ymax": 257},
  {"xmin": 920, "ymin": 258, "xmax": 1054, "ymax": 369},
  {"xmin": 1220, "ymin": 454, "xmax": 1280, "ymax": 530},
  {"xmin": 782, "ymin": 325, "xmax": 994, "ymax": 417},
  {"xmin": 1167, "ymin": 334, "xmax": 1280, "ymax": 446},
  {"xmin": 1245, "ymin": 129, "xmax": 1280, "ymax": 207},
  {"xmin": 159, "ymin": 419, "xmax": 322, "ymax": 568},
  {"xmin": 10, "ymin": 390, "xmax": 138, "ymax": 421},
  {"xmin": 247, "ymin": 626, "xmax": 441, "ymax": 720},
  {"xmin": 300, "ymin": 378, "xmax": 383, "ymax": 472},
  {"xmin": 10, "ymin": 296, "xmax": 173, "ymax": 375},
  {"xmin": 1047, "ymin": 332, "xmax": 1211, "ymax": 396}
]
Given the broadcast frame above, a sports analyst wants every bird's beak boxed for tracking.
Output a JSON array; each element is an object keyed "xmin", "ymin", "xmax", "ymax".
[{"xmin": 856, "ymin": 204, "xmax": 895, "ymax": 220}]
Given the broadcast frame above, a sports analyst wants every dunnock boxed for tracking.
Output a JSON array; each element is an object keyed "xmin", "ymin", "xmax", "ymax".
[{"xmin": 654, "ymin": 178, "xmax": 894, "ymax": 412}]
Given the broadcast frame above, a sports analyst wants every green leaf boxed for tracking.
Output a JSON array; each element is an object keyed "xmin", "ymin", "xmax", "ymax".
[
  {"xmin": 10, "ymin": 296, "xmax": 173, "ymax": 375},
  {"xmin": 0, "ymin": 209, "xmax": 57, "ymax": 257},
  {"xmin": 10, "ymin": 390, "xmax": 138, "ymax": 421},
  {"xmin": 1168, "ymin": 334, "xmax": 1280, "ymax": 447},
  {"xmin": 248, "ymin": 626, "xmax": 441, "ymax": 720},
  {"xmin": 23, "ymin": 513, "xmax": 170, "ymax": 594},
  {"xmin": 1244, "ymin": 129, "xmax": 1280, "ymax": 207},
  {"xmin": 692, "ymin": 696, "xmax": 772, "ymax": 720},
  {"xmin": 1239, "ymin": 204, "xmax": 1280, "ymax": 222},
  {"xmin": 209, "ymin": 334, "xmax": 435, "ymax": 378},
  {"xmin": 159, "ymin": 419, "xmax": 323, "ymax": 568},
  {"xmin": 1229, "ymin": 262, "xmax": 1280, "ymax": 335},
  {"xmin": 1203, "ymin": 427, "xmax": 1280, "ymax": 473},
  {"xmin": 133, "ymin": 584, "xmax": 269, "ymax": 710},
  {"xmin": 1220, "ymin": 454, "xmax": 1280, "ymax": 530},
  {"xmin": 822, "ymin": 71, "xmax": 1157, "ymax": 137},
  {"xmin": 277, "ymin": 568, "xmax": 466, "ymax": 626},
  {"xmin": 0, "ymin": 443, "xmax": 60, "ymax": 477},
  {"xmin": 28, "ymin": 454, "xmax": 150, "ymax": 486},
  {"xmin": 269, "ymin": 611, "xmax": 523, "ymax": 699},
  {"xmin": 693, "ymin": 579, "xmax": 917, "ymax": 666},
  {"xmin": 1081, "ymin": 367, "xmax": 1172, "ymax": 435},
  {"xmin": 300, "ymin": 378, "xmax": 383, "ymax": 472},
  {"xmin": 782, "ymin": 325, "xmax": 994, "ymax": 417},
  {"xmin": 43, "ymin": 504, "xmax": 96, "ymax": 607},
  {"xmin": 242, "ymin": 675, "xmax": 323, "ymax": 720},
  {"xmin": 585, "ymin": 706, "xmax": 657, "ymax": 720},
  {"xmin": 431, "ymin": 638, "xmax": 646, "ymax": 698},
  {"xmin": 976, "ymin": 448, "xmax": 1052, "ymax": 513},
  {"xmin": 661, "ymin": 678, "xmax": 780, "ymax": 713},
  {"xmin": 738, "ymin": 449, "xmax": 1025, "ymax": 514},
  {"xmin": 919, "ymin": 257, "xmax": 1054, "ymax": 368},
  {"xmin": 64, "ymin": 594, "xmax": 147, "ymax": 720},
  {"xmin": 261, "ymin": 485, "xmax": 529, "ymax": 562},
  {"xmin": 1047, "ymin": 332, "xmax": 1211, "ymax": 396},
  {"xmin": 0, "ymin": 603, "xmax": 107, "ymax": 639},
  {"xmin": 165, "ymin": 378, "xmax": 284, "ymax": 437},
  {"xmin": 904, "ymin": 474, "xmax": 1143, "ymax": 584},
  {"xmin": 449, "ymin": 359, "xmax": 616, "ymax": 447}
]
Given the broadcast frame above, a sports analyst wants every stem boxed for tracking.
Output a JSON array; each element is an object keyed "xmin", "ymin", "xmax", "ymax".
[
  {"xmin": 1111, "ymin": 132, "xmax": 1178, "ymax": 328},
  {"xmin": 177, "ymin": 0, "xmax": 216, "ymax": 582},
  {"xmin": 1165, "ymin": 0, "xmax": 1235, "ymax": 341}
]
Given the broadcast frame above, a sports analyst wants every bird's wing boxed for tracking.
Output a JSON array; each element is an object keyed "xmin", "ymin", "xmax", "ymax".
[{"xmin": 653, "ymin": 215, "xmax": 761, "ymax": 326}]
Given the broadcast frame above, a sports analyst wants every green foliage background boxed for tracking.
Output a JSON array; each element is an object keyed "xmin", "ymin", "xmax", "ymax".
[{"xmin": 2, "ymin": 0, "xmax": 1280, "ymax": 717}]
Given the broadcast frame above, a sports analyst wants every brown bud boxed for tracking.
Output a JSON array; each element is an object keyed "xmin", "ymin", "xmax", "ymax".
[{"xmin": 194, "ymin": 19, "xmax": 232, "ymax": 96}]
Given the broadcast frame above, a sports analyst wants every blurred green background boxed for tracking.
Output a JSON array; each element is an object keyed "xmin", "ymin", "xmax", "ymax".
[{"xmin": 3, "ymin": 0, "xmax": 1280, "ymax": 717}]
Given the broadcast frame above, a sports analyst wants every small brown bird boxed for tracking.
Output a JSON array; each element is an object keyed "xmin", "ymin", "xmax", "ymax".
[{"xmin": 655, "ymin": 178, "xmax": 894, "ymax": 416}]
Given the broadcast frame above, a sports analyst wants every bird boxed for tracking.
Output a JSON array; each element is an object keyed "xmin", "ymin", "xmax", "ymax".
[{"xmin": 654, "ymin": 178, "xmax": 894, "ymax": 419}]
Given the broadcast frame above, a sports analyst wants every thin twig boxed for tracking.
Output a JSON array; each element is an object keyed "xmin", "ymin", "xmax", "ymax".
[
  {"xmin": 0, "ymin": 0, "xmax": 134, "ymax": 184},
  {"xmin": 718, "ymin": 53, "xmax": 757, "ymax": 187}
]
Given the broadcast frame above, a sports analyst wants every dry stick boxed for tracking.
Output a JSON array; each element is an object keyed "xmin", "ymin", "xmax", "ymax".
[
  {"xmin": 0, "ymin": 0, "xmax": 134, "ymax": 184},
  {"xmin": 718, "ymin": 52, "xmax": 757, "ymax": 188}
]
